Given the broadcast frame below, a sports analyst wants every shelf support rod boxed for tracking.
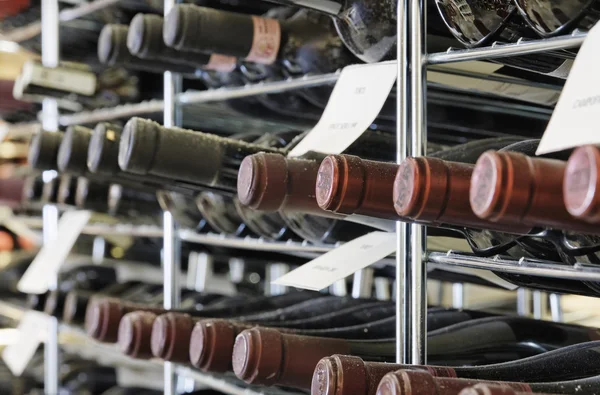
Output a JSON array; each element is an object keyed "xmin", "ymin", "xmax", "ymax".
[
  {"xmin": 41, "ymin": 0, "xmax": 60, "ymax": 392},
  {"xmin": 396, "ymin": 0, "xmax": 428, "ymax": 365},
  {"xmin": 162, "ymin": 0, "xmax": 182, "ymax": 393}
]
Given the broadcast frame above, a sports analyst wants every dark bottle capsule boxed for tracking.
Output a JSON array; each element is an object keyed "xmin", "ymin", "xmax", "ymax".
[
  {"xmin": 28, "ymin": 129, "xmax": 63, "ymax": 171},
  {"xmin": 563, "ymin": 145, "xmax": 600, "ymax": 223},
  {"xmin": 469, "ymin": 150, "xmax": 599, "ymax": 234},
  {"xmin": 126, "ymin": 13, "xmax": 236, "ymax": 71},
  {"xmin": 316, "ymin": 154, "xmax": 399, "ymax": 220},
  {"xmin": 56, "ymin": 175, "xmax": 78, "ymax": 206},
  {"xmin": 87, "ymin": 122, "xmax": 123, "ymax": 175},
  {"xmin": 98, "ymin": 24, "xmax": 199, "ymax": 75},
  {"xmin": 118, "ymin": 117, "xmax": 282, "ymax": 191},
  {"xmin": 57, "ymin": 125, "xmax": 93, "ymax": 175}
]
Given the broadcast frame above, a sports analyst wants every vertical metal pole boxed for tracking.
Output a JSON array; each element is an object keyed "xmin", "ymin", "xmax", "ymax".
[
  {"xmin": 533, "ymin": 291, "xmax": 547, "ymax": 320},
  {"xmin": 268, "ymin": 263, "xmax": 290, "ymax": 296},
  {"xmin": 162, "ymin": 0, "xmax": 182, "ymax": 391},
  {"xmin": 41, "ymin": 0, "xmax": 60, "ymax": 392},
  {"xmin": 397, "ymin": 0, "xmax": 427, "ymax": 365}
]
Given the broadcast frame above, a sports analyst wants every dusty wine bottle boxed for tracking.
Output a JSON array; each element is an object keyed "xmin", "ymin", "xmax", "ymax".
[
  {"xmin": 163, "ymin": 5, "xmax": 330, "ymax": 65},
  {"xmin": 98, "ymin": 24, "xmax": 200, "ymax": 75},
  {"xmin": 563, "ymin": 145, "xmax": 600, "ymax": 223},
  {"xmin": 469, "ymin": 150, "xmax": 599, "ymax": 234},
  {"xmin": 127, "ymin": 13, "xmax": 236, "ymax": 71},
  {"xmin": 57, "ymin": 125, "xmax": 93, "ymax": 175},
  {"xmin": 28, "ymin": 129, "xmax": 63, "ymax": 171}
]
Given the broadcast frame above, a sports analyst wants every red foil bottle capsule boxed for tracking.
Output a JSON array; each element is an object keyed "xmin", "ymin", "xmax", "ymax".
[
  {"xmin": 394, "ymin": 156, "xmax": 530, "ymax": 234},
  {"xmin": 563, "ymin": 145, "xmax": 600, "ymax": 223},
  {"xmin": 316, "ymin": 154, "xmax": 399, "ymax": 220},
  {"xmin": 469, "ymin": 150, "xmax": 599, "ymax": 235}
]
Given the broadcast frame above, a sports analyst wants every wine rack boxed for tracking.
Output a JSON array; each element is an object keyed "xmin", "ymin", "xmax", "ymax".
[{"xmin": 3, "ymin": 0, "xmax": 597, "ymax": 393}]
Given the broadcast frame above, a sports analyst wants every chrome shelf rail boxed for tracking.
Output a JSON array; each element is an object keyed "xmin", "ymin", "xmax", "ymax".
[
  {"xmin": 3, "ymin": 0, "xmax": 120, "ymax": 42},
  {"xmin": 58, "ymin": 72, "xmax": 339, "ymax": 126},
  {"xmin": 428, "ymin": 251, "xmax": 600, "ymax": 282},
  {"xmin": 427, "ymin": 31, "xmax": 586, "ymax": 64}
]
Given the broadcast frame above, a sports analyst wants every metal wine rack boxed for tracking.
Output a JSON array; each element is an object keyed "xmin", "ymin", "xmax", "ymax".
[{"xmin": 4, "ymin": 0, "xmax": 597, "ymax": 393}]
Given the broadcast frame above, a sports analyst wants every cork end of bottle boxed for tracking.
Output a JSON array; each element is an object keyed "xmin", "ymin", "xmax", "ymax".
[
  {"xmin": 163, "ymin": 5, "xmax": 185, "ymax": 48},
  {"xmin": 27, "ymin": 292, "xmax": 47, "ymax": 312},
  {"xmin": 85, "ymin": 298, "xmax": 123, "ymax": 342},
  {"xmin": 237, "ymin": 153, "xmax": 287, "ymax": 211},
  {"xmin": 98, "ymin": 24, "xmax": 127, "ymax": 65},
  {"xmin": 88, "ymin": 123, "xmax": 113, "ymax": 174},
  {"xmin": 118, "ymin": 311, "xmax": 157, "ymax": 359},
  {"xmin": 74, "ymin": 177, "xmax": 88, "ymax": 209},
  {"xmin": 459, "ymin": 384, "xmax": 517, "ymax": 395},
  {"xmin": 190, "ymin": 319, "xmax": 237, "ymax": 372},
  {"xmin": 28, "ymin": 130, "xmax": 62, "ymax": 171},
  {"xmin": 43, "ymin": 290, "xmax": 59, "ymax": 317},
  {"xmin": 119, "ymin": 118, "xmax": 156, "ymax": 174},
  {"xmin": 311, "ymin": 357, "xmax": 339, "ymax": 395},
  {"xmin": 232, "ymin": 327, "xmax": 283, "ymax": 385},
  {"xmin": 378, "ymin": 370, "xmax": 438, "ymax": 395},
  {"xmin": 57, "ymin": 125, "xmax": 91, "ymax": 174},
  {"xmin": 316, "ymin": 155, "xmax": 344, "ymax": 211},
  {"xmin": 470, "ymin": 151, "xmax": 503, "ymax": 220},
  {"xmin": 564, "ymin": 145, "xmax": 600, "ymax": 221},
  {"xmin": 394, "ymin": 157, "xmax": 424, "ymax": 218},
  {"xmin": 126, "ymin": 14, "xmax": 146, "ymax": 56},
  {"xmin": 151, "ymin": 313, "xmax": 193, "ymax": 362},
  {"xmin": 62, "ymin": 291, "xmax": 82, "ymax": 324}
]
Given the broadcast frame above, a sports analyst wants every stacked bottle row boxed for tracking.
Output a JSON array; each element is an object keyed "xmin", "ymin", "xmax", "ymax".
[{"xmin": 26, "ymin": 278, "xmax": 600, "ymax": 395}]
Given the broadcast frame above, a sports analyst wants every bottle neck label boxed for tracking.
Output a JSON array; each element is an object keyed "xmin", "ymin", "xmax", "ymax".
[
  {"xmin": 246, "ymin": 16, "xmax": 281, "ymax": 65},
  {"xmin": 205, "ymin": 54, "xmax": 238, "ymax": 72}
]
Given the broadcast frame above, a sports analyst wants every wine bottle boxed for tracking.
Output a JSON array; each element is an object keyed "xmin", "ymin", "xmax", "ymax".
[
  {"xmin": 563, "ymin": 145, "xmax": 600, "ymax": 223},
  {"xmin": 28, "ymin": 129, "xmax": 63, "ymax": 171},
  {"xmin": 459, "ymin": 384, "xmax": 556, "ymax": 395},
  {"xmin": 230, "ymin": 315, "xmax": 600, "ymax": 389},
  {"xmin": 313, "ymin": 340, "xmax": 600, "ymax": 395},
  {"xmin": 57, "ymin": 125, "xmax": 93, "ymax": 175},
  {"xmin": 137, "ymin": 296, "xmax": 377, "ymax": 361},
  {"xmin": 117, "ymin": 117, "xmax": 283, "ymax": 192},
  {"xmin": 98, "ymin": 24, "xmax": 201, "ymax": 75},
  {"xmin": 378, "ymin": 369, "xmax": 600, "ymax": 395},
  {"xmin": 126, "ymin": 14, "xmax": 237, "ymax": 71},
  {"xmin": 256, "ymin": 0, "xmax": 396, "ymax": 63},
  {"xmin": 86, "ymin": 291, "xmax": 314, "ymax": 342},
  {"xmin": 313, "ymin": 137, "xmax": 525, "ymax": 221},
  {"xmin": 87, "ymin": 122, "xmax": 123, "ymax": 176},
  {"xmin": 186, "ymin": 308, "xmax": 493, "ymax": 372},
  {"xmin": 56, "ymin": 175, "xmax": 78, "ymax": 207},
  {"xmin": 163, "ymin": 5, "xmax": 332, "ymax": 66},
  {"xmin": 469, "ymin": 150, "xmax": 599, "ymax": 234},
  {"xmin": 514, "ymin": 0, "xmax": 600, "ymax": 37}
]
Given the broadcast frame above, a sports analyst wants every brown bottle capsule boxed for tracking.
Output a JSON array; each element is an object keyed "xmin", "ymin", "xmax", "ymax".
[
  {"xmin": 151, "ymin": 312, "xmax": 204, "ymax": 362},
  {"xmin": 376, "ymin": 370, "xmax": 532, "ymax": 395},
  {"xmin": 394, "ymin": 156, "xmax": 530, "ymax": 234},
  {"xmin": 237, "ymin": 153, "xmax": 333, "ymax": 215},
  {"xmin": 312, "ymin": 354, "xmax": 459, "ymax": 395},
  {"xmin": 459, "ymin": 384, "xmax": 556, "ymax": 395},
  {"xmin": 469, "ymin": 150, "xmax": 599, "ymax": 235},
  {"xmin": 189, "ymin": 319, "xmax": 254, "ymax": 372},
  {"xmin": 563, "ymin": 145, "xmax": 600, "ymax": 223},
  {"xmin": 316, "ymin": 154, "xmax": 399, "ymax": 220},
  {"xmin": 232, "ymin": 327, "xmax": 351, "ymax": 389},
  {"xmin": 118, "ymin": 311, "xmax": 157, "ymax": 359},
  {"xmin": 85, "ymin": 297, "xmax": 166, "ymax": 343}
]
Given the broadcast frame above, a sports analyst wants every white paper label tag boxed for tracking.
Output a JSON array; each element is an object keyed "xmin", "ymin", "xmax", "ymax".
[
  {"xmin": 288, "ymin": 61, "xmax": 397, "ymax": 157},
  {"xmin": 537, "ymin": 23, "xmax": 600, "ymax": 155},
  {"xmin": 18, "ymin": 210, "xmax": 91, "ymax": 294},
  {"xmin": 273, "ymin": 231, "xmax": 396, "ymax": 291},
  {"xmin": 2, "ymin": 311, "xmax": 48, "ymax": 376},
  {"xmin": 22, "ymin": 61, "xmax": 97, "ymax": 96}
]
